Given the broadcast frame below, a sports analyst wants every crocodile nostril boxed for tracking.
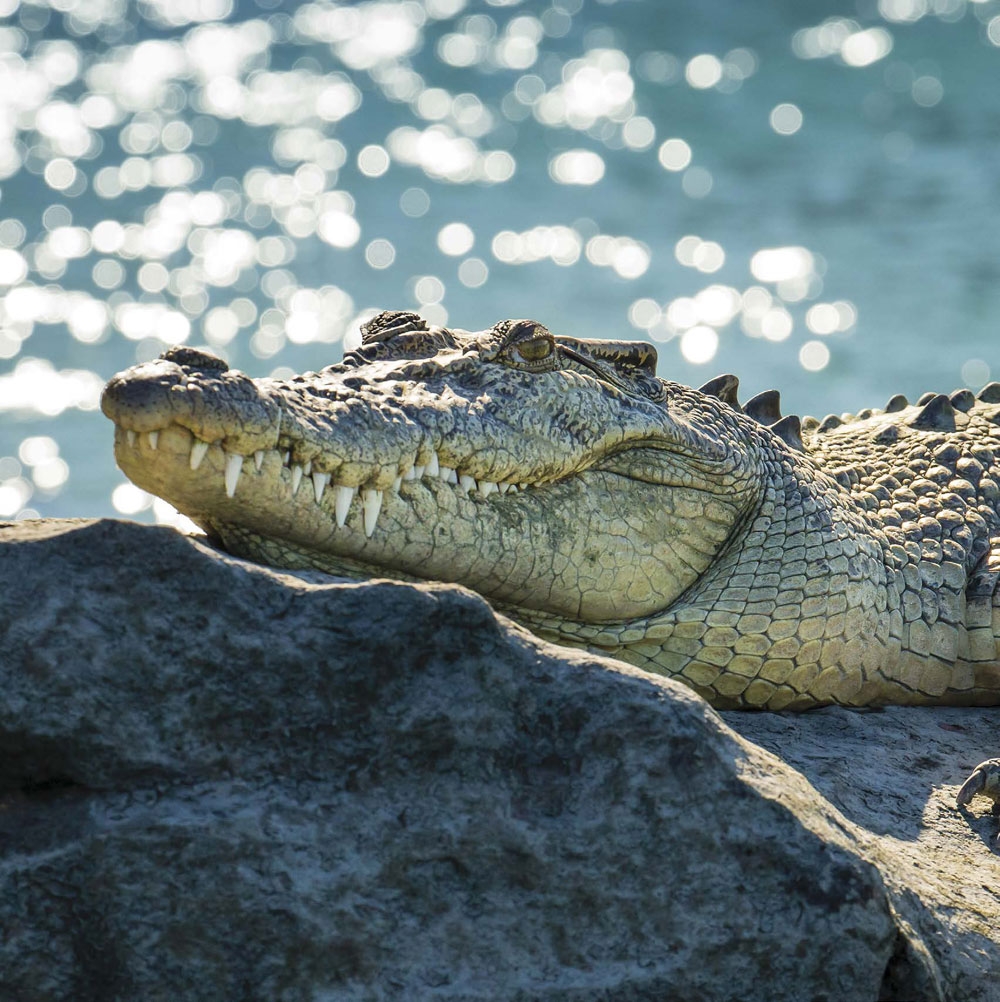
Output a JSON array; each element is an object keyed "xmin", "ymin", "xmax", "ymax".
[{"xmin": 160, "ymin": 345, "xmax": 230, "ymax": 372}]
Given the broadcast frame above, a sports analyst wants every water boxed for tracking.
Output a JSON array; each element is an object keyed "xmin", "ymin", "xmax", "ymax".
[{"xmin": 0, "ymin": 0, "xmax": 998, "ymax": 525}]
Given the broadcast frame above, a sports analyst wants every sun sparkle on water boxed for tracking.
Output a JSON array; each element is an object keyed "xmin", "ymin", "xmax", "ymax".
[{"xmin": 1, "ymin": 0, "xmax": 997, "ymax": 522}]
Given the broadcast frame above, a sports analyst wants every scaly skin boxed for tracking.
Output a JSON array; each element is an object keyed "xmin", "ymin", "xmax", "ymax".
[{"xmin": 101, "ymin": 311, "xmax": 1000, "ymax": 719}]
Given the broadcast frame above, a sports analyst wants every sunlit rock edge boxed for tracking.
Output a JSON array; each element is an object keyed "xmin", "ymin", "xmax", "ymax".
[{"xmin": 0, "ymin": 517, "xmax": 996, "ymax": 1002}]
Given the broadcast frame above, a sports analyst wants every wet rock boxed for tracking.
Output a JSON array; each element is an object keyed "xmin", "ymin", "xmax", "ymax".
[{"xmin": 0, "ymin": 518, "xmax": 995, "ymax": 1001}]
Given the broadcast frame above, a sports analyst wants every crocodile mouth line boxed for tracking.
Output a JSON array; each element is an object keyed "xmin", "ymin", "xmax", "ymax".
[{"xmin": 112, "ymin": 422, "xmax": 549, "ymax": 538}]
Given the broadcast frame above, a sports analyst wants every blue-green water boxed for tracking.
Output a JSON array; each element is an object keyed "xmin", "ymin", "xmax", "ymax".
[{"xmin": 1, "ymin": 0, "xmax": 998, "ymax": 525}]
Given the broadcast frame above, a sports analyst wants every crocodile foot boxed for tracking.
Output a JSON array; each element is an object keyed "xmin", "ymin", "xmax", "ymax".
[{"xmin": 956, "ymin": 758, "xmax": 1000, "ymax": 815}]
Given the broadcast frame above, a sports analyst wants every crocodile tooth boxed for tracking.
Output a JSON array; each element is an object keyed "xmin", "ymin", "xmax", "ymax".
[
  {"xmin": 303, "ymin": 460, "xmax": 312, "ymax": 476},
  {"xmin": 403, "ymin": 466, "xmax": 417, "ymax": 481},
  {"xmin": 224, "ymin": 453, "xmax": 243, "ymax": 497},
  {"xmin": 479, "ymin": 480, "xmax": 498, "ymax": 497},
  {"xmin": 362, "ymin": 489, "xmax": 383, "ymax": 537},
  {"xmin": 282, "ymin": 450, "xmax": 290, "ymax": 465},
  {"xmin": 426, "ymin": 451, "xmax": 440, "ymax": 477},
  {"xmin": 312, "ymin": 471, "xmax": 330, "ymax": 502},
  {"xmin": 126, "ymin": 430, "xmax": 137, "ymax": 447},
  {"xmin": 459, "ymin": 474, "xmax": 476, "ymax": 493},
  {"xmin": 291, "ymin": 464, "xmax": 304, "ymax": 495},
  {"xmin": 498, "ymin": 482, "xmax": 511, "ymax": 494},
  {"xmin": 518, "ymin": 483, "xmax": 527, "ymax": 490},
  {"xmin": 190, "ymin": 440, "xmax": 210, "ymax": 470},
  {"xmin": 148, "ymin": 431, "xmax": 159, "ymax": 450},
  {"xmin": 439, "ymin": 466, "xmax": 455, "ymax": 482},
  {"xmin": 392, "ymin": 474, "xmax": 402, "ymax": 492},
  {"xmin": 414, "ymin": 465, "xmax": 425, "ymax": 479},
  {"xmin": 335, "ymin": 485, "xmax": 355, "ymax": 527},
  {"xmin": 254, "ymin": 450, "xmax": 265, "ymax": 471}
]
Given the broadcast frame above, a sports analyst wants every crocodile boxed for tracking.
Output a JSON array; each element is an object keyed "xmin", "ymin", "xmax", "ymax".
[{"xmin": 101, "ymin": 311, "xmax": 1000, "ymax": 725}]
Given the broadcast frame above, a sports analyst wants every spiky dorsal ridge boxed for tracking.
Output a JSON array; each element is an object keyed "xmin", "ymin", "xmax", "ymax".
[
  {"xmin": 697, "ymin": 374, "xmax": 804, "ymax": 451},
  {"xmin": 697, "ymin": 374, "xmax": 1000, "ymax": 451}
]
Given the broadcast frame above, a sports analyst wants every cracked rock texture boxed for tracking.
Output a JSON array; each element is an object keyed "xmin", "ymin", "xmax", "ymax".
[{"xmin": 0, "ymin": 518, "xmax": 997, "ymax": 1002}]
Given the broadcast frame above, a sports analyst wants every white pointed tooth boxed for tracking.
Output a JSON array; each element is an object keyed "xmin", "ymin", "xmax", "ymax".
[
  {"xmin": 190, "ymin": 439, "xmax": 210, "ymax": 470},
  {"xmin": 303, "ymin": 460, "xmax": 312, "ymax": 476},
  {"xmin": 224, "ymin": 453, "xmax": 243, "ymax": 498},
  {"xmin": 254, "ymin": 450, "xmax": 265, "ymax": 472},
  {"xmin": 459, "ymin": 474, "xmax": 476, "ymax": 494},
  {"xmin": 312, "ymin": 471, "xmax": 330, "ymax": 503},
  {"xmin": 498, "ymin": 482, "xmax": 510, "ymax": 495},
  {"xmin": 362, "ymin": 489, "xmax": 383, "ymax": 537},
  {"xmin": 403, "ymin": 466, "xmax": 417, "ymax": 481},
  {"xmin": 148, "ymin": 431, "xmax": 159, "ymax": 450},
  {"xmin": 479, "ymin": 480, "xmax": 498, "ymax": 497},
  {"xmin": 282, "ymin": 450, "xmax": 290, "ymax": 465},
  {"xmin": 519, "ymin": 483, "xmax": 528, "ymax": 490},
  {"xmin": 126, "ymin": 429, "xmax": 137, "ymax": 447},
  {"xmin": 414, "ymin": 465, "xmax": 425, "ymax": 479},
  {"xmin": 335, "ymin": 485, "xmax": 355, "ymax": 527},
  {"xmin": 392, "ymin": 474, "xmax": 402, "ymax": 492},
  {"xmin": 508, "ymin": 484, "xmax": 518, "ymax": 493},
  {"xmin": 439, "ymin": 466, "xmax": 454, "ymax": 482},
  {"xmin": 291, "ymin": 464, "xmax": 304, "ymax": 495},
  {"xmin": 426, "ymin": 451, "xmax": 440, "ymax": 477}
]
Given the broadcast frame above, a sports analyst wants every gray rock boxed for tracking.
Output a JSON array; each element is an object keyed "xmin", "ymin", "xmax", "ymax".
[{"xmin": 0, "ymin": 518, "xmax": 995, "ymax": 1001}]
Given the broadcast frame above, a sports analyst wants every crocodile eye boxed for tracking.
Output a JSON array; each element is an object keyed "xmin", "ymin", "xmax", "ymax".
[{"xmin": 514, "ymin": 336, "xmax": 554, "ymax": 363}]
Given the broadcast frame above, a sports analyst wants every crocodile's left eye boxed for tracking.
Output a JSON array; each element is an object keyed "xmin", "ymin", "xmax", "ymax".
[{"xmin": 514, "ymin": 336, "xmax": 554, "ymax": 363}]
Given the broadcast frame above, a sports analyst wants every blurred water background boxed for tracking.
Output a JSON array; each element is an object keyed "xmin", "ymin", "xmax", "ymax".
[{"xmin": 0, "ymin": 0, "xmax": 998, "ymax": 524}]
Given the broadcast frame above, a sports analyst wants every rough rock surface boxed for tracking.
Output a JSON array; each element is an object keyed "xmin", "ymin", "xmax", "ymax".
[{"xmin": 0, "ymin": 518, "xmax": 997, "ymax": 1002}]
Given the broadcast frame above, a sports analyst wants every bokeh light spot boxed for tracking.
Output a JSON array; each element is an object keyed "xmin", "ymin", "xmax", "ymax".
[
  {"xmin": 770, "ymin": 103, "xmax": 803, "ymax": 135},
  {"xmin": 413, "ymin": 275, "xmax": 445, "ymax": 304},
  {"xmin": 357, "ymin": 144, "xmax": 390, "ymax": 177},
  {"xmin": 437, "ymin": 222, "xmax": 475, "ymax": 256},
  {"xmin": 912, "ymin": 75, "xmax": 943, "ymax": 107},
  {"xmin": 799, "ymin": 340, "xmax": 831, "ymax": 372},
  {"xmin": 549, "ymin": 149, "xmax": 605, "ymax": 185},
  {"xmin": 44, "ymin": 158, "xmax": 78, "ymax": 191},
  {"xmin": 458, "ymin": 257, "xmax": 489, "ymax": 288},
  {"xmin": 961, "ymin": 358, "xmax": 991, "ymax": 388},
  {"xmin": 365, "ymin": 238, "xmax": 396, "ymax": 269},
  {"xmin": 685, "ymin": 54, "xmax": 723, "ymax": 89},
  {"xmin": 680, "ymin": 325, "xmax": 719, "ymax": 364},
  {"xmin": 112, "ymin": 482, "xmax": 153, "ymax": 515},
  {"xmin": 682, "ymin": 166, "xmax": 713, "ymax": 198},
  {"xmin": 658, "ymin": 138, "xmax": 692, "ymax": 171}
]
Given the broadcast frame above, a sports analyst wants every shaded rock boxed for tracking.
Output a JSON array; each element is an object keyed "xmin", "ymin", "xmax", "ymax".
[
  {"xmin": 726, "ymin": 707, "xmax": 1000, "ymax": 1001},
  {"xmin": 0, "ymin": 518, "xmax": 995, "ymax": 1000}
]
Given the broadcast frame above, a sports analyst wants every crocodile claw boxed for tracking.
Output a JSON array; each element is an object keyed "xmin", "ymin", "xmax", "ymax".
[{"xmin": 956, "ymin": 758, "xmax": 1000, "ymax": 813}]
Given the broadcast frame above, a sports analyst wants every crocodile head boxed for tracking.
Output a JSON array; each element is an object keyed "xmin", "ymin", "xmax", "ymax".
[{"xmin": 102, "ymin": 311, "xmax": 768, "ymax": 626}]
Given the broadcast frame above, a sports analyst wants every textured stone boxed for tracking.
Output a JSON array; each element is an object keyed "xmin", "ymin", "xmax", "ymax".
[{"xmin": 729, "ymin": 708, "xmax": 1000, "ymax": 1002}]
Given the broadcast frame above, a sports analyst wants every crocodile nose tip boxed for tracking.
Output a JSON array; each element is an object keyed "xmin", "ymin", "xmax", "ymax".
[{"xmin": 160, "ymin": 345, "xmax": 229, "ymax": 372}]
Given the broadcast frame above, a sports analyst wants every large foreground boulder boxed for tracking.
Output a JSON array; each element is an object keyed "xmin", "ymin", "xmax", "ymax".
[{"xmin": 0, "ymin": 518, "xmax": 996, "ymax": 1001}]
